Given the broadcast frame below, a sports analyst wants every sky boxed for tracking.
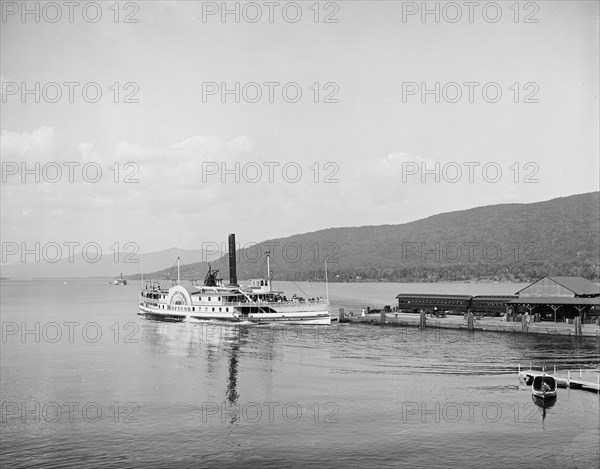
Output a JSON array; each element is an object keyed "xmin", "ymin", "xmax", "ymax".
[{"xmin": 1, "ymin": 0, "xmax": 599, "ymax": 257}]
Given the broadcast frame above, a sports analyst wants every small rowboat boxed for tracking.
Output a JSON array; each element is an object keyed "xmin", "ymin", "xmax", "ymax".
[{"xmin": 532, "ymin": 374, "xmax": 557, "ymax": 399}]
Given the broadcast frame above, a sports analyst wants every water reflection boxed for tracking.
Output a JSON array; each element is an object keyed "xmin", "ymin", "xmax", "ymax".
[
  {"xmin": 141, "ymin": 320, "xmax": 271, "ymax": 425},
  {"xmin": 532, "ymin": 394, "xmax": 557, "ymax": 428},
  {"xmin": 225, "ymin": 342, "xmax": 240, "ymax": 424},
  {"xmin": 141, "ymin": 320, "xmax": 246, "ymax": 357}
]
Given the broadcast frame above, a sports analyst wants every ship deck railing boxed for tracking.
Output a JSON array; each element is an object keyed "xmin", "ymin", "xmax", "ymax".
[
  {"xmin": 219, "ymin": 299, "xmax": 329, "ymax": 308},
  {"xmin": 140, "ymin": 299, "xmax": 329, "ymax": 308}
]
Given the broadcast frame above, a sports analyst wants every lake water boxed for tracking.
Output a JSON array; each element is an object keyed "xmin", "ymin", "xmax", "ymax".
[{"xmin": 1, "ymin": 279, "xmax": 599, "ymax": 468}]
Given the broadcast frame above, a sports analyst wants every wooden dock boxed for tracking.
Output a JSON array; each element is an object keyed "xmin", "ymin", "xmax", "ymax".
[
  {"xmin": 518, "ymin": 364, "xmax": 600, "ymax": 394},
  {"xmin": 338, "ymin": 310, "xmax": 600, "ymax": 338}
]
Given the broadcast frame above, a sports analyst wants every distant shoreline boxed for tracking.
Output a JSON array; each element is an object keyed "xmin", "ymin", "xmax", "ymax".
[
  {"xmin": 0, "ymin": 276, "xmax": 114, "ymax": 281},
  {"xmin": 0, "ymin": 275, "xmax": 600, "ymax": 285}
]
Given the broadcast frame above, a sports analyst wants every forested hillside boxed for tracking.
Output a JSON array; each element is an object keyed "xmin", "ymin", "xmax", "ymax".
[{"xmin": 137, "ymin": 192, "xmax": 599, "ymax": 283}]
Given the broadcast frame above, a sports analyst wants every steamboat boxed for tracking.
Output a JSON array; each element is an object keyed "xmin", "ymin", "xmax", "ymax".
[
  {"xmin": 138, "ymin": 234, "xmax": 331, "ymax": 325},
  {"xmin": 114, "ymin": 273, "xmax": 127, "ymax": 285}
]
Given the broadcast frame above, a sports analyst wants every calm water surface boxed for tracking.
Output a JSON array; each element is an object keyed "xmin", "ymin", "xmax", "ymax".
[{"xmin": 1, "ymin": 279, "xmax": 599, "ymax": 468}]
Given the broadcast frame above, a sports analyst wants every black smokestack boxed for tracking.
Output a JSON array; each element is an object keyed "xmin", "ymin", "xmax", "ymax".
[{"xmin": 228, "ymin": 234, "xmax": 238, "ymax": 286}]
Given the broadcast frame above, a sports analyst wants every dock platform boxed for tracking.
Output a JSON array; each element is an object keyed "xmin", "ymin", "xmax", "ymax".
[
  {"xmin": 338, "ymin": 311, "xmax": 600, "ymax": 338},
  {"xmin": 518, "ymin": 365, "xmax": 600, "ymax": 394}
]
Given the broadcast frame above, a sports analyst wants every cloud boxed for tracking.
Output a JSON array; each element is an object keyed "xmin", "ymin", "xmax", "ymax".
[
  {"xmin": 1, "ymin": 129, "xmax": 265, "ymax": 249},
  {"xmin": 225, "ymin": 136, "xmax": 255, "ymax": 155},
  {"xmin": 78, "ymin": 142, "xmax": 95, "ymax": 159},
  {"xmin": 1, "ymin": 127, "xmax": 58, "ymax": 160},
  {"xmin": 373, "ymin": 152, "xmax": 436, "ymax": 179},
  {"xmin": 173, "ymin": 135, "xmax": 223, "ymax": 157}
]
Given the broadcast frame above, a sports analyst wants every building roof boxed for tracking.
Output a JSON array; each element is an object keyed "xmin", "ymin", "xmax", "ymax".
[
  {"xmin": 508, "ymin": 297, "xmax": 600, "ymax": 306},
  {"xmin": 396, "ymin": 294, "xmax": 472, "ymax": 300},
  {"xmin": 472, "ymin": 295, "xmax": 518, "ymax": 300},
  {"xmin": 515, "ymin": 276, "xmax": 600, "ymax": 296},
  {"xmin": 547, "ymin": 277, "xmax": 600, "ymax": 295}
]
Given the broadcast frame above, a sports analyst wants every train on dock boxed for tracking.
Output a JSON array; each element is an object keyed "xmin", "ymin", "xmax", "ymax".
[{"xmin": 395, "ymin": 294, "xmax": 517, "ymax": 317}]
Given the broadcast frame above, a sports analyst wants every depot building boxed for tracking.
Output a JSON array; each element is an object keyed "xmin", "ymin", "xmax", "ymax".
[{"xmin": 509, "ymin": 277, "xmax": 600, "ymax": 323}]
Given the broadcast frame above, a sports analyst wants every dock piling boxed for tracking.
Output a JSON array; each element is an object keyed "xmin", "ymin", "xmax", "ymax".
[
  {"xmin": 573, "ymin": 316, "xmax": 583, "ymax": 337},
  {"xmin": 467, "ymin": 311, "xmax": 474, "ymax": 331},
  {"xmin": 567, "ymin": 370, "xmax": 570, "ymax": 387}
]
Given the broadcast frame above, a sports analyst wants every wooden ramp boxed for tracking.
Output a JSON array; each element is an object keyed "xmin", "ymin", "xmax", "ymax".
[{"xmin": 518, "ymin": 366, "xmax": 600, "ymax": 394}]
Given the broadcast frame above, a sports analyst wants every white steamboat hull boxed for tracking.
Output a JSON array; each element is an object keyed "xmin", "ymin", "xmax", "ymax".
[
  {"xmin": 139, "ymin": 303, "xmax": 331, "ymax": 325},
  {"xmin": 247, "ymin": 311, "xmax": 331, "ymax": 325}
]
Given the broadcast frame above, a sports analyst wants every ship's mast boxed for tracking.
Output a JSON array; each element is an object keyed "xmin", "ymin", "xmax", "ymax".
[
  {"xmin": 325, "ymin": 260, "xmax": 329, "ymax": 302},
  {"xmin": 266, "ymin": 250, "xmax": 271, "ymax": 284},
  {"xmin": 177, "ymin": 254, "xmax": 181, "ymax": 285}
]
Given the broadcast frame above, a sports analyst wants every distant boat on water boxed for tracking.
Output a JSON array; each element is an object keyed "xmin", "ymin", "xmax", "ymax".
[{"xmin": 113, "ymin": 273, "xmax": 127, "ymax": 286}]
